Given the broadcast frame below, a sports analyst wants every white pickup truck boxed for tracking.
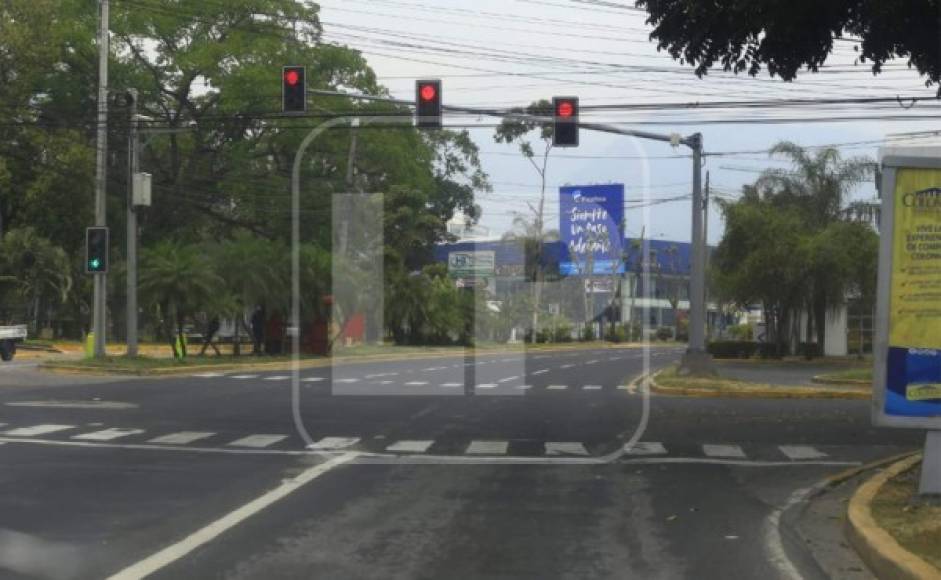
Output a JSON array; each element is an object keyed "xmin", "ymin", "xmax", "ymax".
[{"xmin": 0, "ymin": 325, "xmax": 27, "ymax": 361}]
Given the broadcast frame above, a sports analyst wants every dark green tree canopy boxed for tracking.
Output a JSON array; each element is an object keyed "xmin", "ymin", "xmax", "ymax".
[{"xmin": 636, "ymin": 0, "xmax": 941, "ymax": 92}]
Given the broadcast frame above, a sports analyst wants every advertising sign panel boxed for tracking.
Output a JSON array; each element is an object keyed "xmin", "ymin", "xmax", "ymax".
[
  {"xmin": 559, "ymin": 184, "xmax": 624, "ymax": 276},
  {"xmin": 873, "ymin": 153, "xmax": 941, "ymax": 428}
]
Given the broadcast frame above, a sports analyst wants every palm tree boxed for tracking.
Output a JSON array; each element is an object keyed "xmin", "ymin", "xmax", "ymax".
[
  {"xmin": 753, "ymin": 142, "xmax": 875, "ymax": 350},
  {"xmin": 0, "ymin": 228, "xmax": 72, "ymax": 332},
  {"xmin": 140, "ymin": 241, "xmax": 223, "ymax": 357}
]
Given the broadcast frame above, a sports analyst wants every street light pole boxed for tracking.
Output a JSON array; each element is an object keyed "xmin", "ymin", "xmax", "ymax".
[
  {"xmin": 126, "ymin": 89, "xmax": 139, "ymax": 357},
  {"xmin": 92, "ymin": 0, "xmax": 109, "ymax": 358}
]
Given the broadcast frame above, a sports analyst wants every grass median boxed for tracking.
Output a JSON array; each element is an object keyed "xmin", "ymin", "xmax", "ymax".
[
  {"xmin": 870, "ymin": 461, "xmax": 941, "ymax": 572},
  {"xmin": 652, "ymin": 365, "xmax": 871, "ymax": 399},
  {"xmin": 813, "ymin": 366, "xmax": 873, "ymax": 385}
]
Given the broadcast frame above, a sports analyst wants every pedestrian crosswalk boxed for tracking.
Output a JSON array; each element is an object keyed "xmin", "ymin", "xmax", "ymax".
[{"xmin": 0, "ymin": 421, "xmax": 843, "ymax": 462}]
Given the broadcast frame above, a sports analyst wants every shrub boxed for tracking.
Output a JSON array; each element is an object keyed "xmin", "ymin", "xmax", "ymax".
[
  {"xmin": 727, "ymin": 323, "xmax": 753, "ymax": 341},
  {"xmin": 656, "ymin": 327, "xmax": 674, "ymax": 341},
  {"xmin": 605, "ymin": 325, "xmax": 627, "ymax": 343},
  {"xmin": 581, "ymin": 325, "xmax": 595, "ymax": 342},
  {"xmin": 757, "ymin": 342, "xmax": 784, "ymax": 359},
  {"xmin": 552, "ymin": 325, "xmax": 574, "ymax": 342},
  {"xmin": 798, "ymin": 342, "xmax": 823, "ymax": 359},
  {"xmin": 707, "ymin": 340, "xmax": 757, "ymax": 359}
]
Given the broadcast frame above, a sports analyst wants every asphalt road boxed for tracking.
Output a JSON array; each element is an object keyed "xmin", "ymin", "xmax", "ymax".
[{"xmin": 0, "ymin": 345, "xmax": 924, "ymax": 579}]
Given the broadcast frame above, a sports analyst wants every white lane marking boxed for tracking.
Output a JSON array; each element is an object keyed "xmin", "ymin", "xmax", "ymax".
[
  {"xmin": 5, "ymin": 400, "xmax": 137, "ymax": 409},
  {"xmin": 515, "ymin": 385, "xmax": 533, "ymax": 390},
  {"xmin": 421, "ymin": 366, "xmax": 447, "ymax": 372},
  {"xmin": 476, "ymin": 383, "xmax": 498, "ymax": 389},
  {"xmin": 582, "ymin": 385, "xmax": 603, "ymax": 390},
  {"xmin": 307, "ymin": 437, "xmax": 360, "ymax": 451},
  {"xmin": 534, "ymin": 355, "xmax": 550, "ymax": 359},
  {"xmin": 625, "ymin": 442, "xmax": 667, "ymax": 456},
  {"xmin": 763, "ymin": 487, "xmax": 814, "ymax": 580},
  {"xmin": 263, "ymin": 375, "xmax": 289, "ymax": 381},
  {"xmin": 609, "ymin": 356, "xmax": 623, "ymax": 361},
  {"xmin": 230, "ymin": 375, "xmax": 258, "ymax": 380},
  {"xmin": 105, "ymin": 453, "xmax": 357, "ymax": 580},
  {"xmin": 72, "ymin": 428, "xmax": 145, "ymax": 441},
  {"xmin": 3, "ymin": 424, "xmax": 75, "ymax": 436},
  {"xmin": 335, "ymin": 378, "xmax": 359, "ymax": 384},
  {"xmin": 499, "ymin": 358, "xmax": 517, "ymax": 363},
  {"xmin": 498, "ymin": 376, "xmax": 519, "ymax": 383},
  {"xmin": 532, "ymin": 369, "xmax": 549, "ymax": 375},
  {"xmin": 702, "ymin": 444, "xmax": 747, "ymax": 459},
  {"xmin": 440, "ymin": 383, "xmax": 463, "ymax": 388},
  {"xmin": 404, "ymin": 381, "xmax": 429, "ymax": 386},
  {"xmin": 227, "ymin": 435, "xmax": 287, "ymax": 448},
  {"xmin": 465, "ymin": 440, "xmax": 509, "ymax": 455},
  {"xmin": 376, "ymin": 380, "xmax": 395, "ymax": 385},
  {"xmin": 545, "ymin": 442, "xmax": 589, "ymax": 456},
  {"xmin": 301, "ymin": 377, "xmax": 325, "ymax": 382},
  {"xmin": 149, "ymin": 432, "xmax": 215, "ymax": 445},
  {"xmin": 386, "ymin": 440, "xmax": 433, "ymax": 453},
  {"xmin": 365, "ymin": 372, "xmax": 397, "ymax": 378},
  {"xmin": 778, "ymin": 445, "xmax": 828, "ymax": 460},
  {"xmin": 192, "ymin": 372, "xmax": 225, "ymax": 378},
  {"xmin": 585, "ymin": 359, "xmax": 599, "ymax": 365},
  {"xmin": 547, "ymin": 384, "xmax": 568, "ymax": 390},
  {"xmin": 560, "ymin": 364, "xmax": 575, "ymax": 369}
]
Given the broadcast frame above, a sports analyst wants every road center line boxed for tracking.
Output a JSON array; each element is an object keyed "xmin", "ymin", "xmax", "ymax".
[{"xmin": 105, "ymin": 453, "xmax": 357, "ymax": 580}]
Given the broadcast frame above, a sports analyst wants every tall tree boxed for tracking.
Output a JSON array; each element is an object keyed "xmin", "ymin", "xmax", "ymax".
[{"xmin": 636, "ymin": 0, "xmax": 940, "ymax": 93}]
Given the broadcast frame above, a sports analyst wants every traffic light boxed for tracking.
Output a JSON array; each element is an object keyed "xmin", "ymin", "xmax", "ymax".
[
  {"xmin": 415, "ymin": 79, "xmax": 442, "ymax": 128},
  {"xmin": 282, "ymin": 66, "xmax": 306, "ymax": 113},
  {"xmin": 552, "ymin": 96, "xmax": 579, "ymax": 147},
  {"xmin": 85, "ymin": 227, "xmax": 109, "ymax": 274}
]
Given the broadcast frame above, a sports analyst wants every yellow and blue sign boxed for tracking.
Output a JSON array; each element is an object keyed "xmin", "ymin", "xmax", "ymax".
[{"xmin": 879, "ymin": 164, "xmax": 941, "ymax": 422}]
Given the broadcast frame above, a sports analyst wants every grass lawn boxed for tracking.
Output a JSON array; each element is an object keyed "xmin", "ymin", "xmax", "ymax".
[
  {"xmin": 816, "ymin": 367, "xmax": 873, "ymax": 383},
  {"xmin": 655, "ymin": 366, "xmax": 778, "ymax": 393},
  {"xmin": 871, "ymin": 462, "xmax": 941, "ymax": 570},
  {"xmin": 653, "ymin": 365, "xmax": 870, "ymax": 398}
]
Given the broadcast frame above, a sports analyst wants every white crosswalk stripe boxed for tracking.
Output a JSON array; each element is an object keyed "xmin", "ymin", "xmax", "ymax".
[
  {"xmin": 302, "ymin": 377, "xmax": 326, "ymax": 382},
  {"xmin": 72, "ymin": 428, "xmax": 145, "ymax": 441},
  {"xmin": 263, "ymin": 375, "xmax": 289, "ymax": 381},
  {"xmin": 476, "ymin": 383, "xmax": 498, "ymax": 389},
  {"xmin": 515, "ymin": 385, "xmax": 533, "ymax": 390},
  {"xmin": 702, "ymin": 444, "xmax": 747, "ymax": 459},
  {"xmin": 228, "ymin": 434, "xmax": 287, "ymax": 448},
  {"xmin": 778, "ymin": 445, "xmax": 828, "ymax": 460},
  {"xmin": 307, "ymin": 437, "xmax": 360, "ymax": 451},
  {"xmin": 582, "ymin": 385, "xmax": 603, "ymax": 390},
  {"xmin": 440, "ymin": 383, "xmax": 463, "ymax": 388},
  {"xmin": 465, "ymin": 440, "xmax": 509, "ymax": 455},
  {"xmin": 405, "ymin": 381, "xmax": 429, "ymax": 386},
  {"xmin": 545, "ymin": 442, "xmax": 589, "ymax": 456},
  {"xmin": 3, "ymin": 424, "xmax": 75, "ymax": 437},
  {"xmin": 386, "ymin": 440, "xmax": 434, "ymax": 453},
  {"xmin": 230, "ymin": 374, "xmax": 258, "ymax": 380},
  {"xmin": 335, "ymin": 378, "xmax": 359, "ymax": 384},
  {"xmin": 148, "ymin": 431, "xmax": 215, "ymax": 445},
  {"xmin": 547, "ymin": 385, "xmax": 567, "ymax": 390},
  {"xmin": 625, "ymin": 442, "xmax": 667, "ymax": 456}
]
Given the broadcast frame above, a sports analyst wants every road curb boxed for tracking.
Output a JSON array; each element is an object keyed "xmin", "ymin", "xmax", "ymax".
[
  {"xmin": 38, "ymin": 342, "xmax": 652, "ymax": 377},
  {"xmin": 845, "ymin": 454, "xmax": 941, "ymax": 580},
  {"xmin": 811, "ymin": 374, "xmax": 872, "ymax": 386},
  {"xmin": 648, "ymin": 370, "xmax": 870, "ymax": 400}
]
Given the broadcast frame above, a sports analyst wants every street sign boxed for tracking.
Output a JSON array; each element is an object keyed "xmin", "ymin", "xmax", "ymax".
[
  {"xmin": 448, "ymin": 251, "xmax": 495, "ymax": 278},
  {"xmin": 455, "ymin": 277, "xmax": 487, "ymax": 289}
]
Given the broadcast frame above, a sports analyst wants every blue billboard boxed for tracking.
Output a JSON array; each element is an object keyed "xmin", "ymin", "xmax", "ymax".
[{"xmin": 559, "ymin": 184, "xmax": 624, "ymax": 276}]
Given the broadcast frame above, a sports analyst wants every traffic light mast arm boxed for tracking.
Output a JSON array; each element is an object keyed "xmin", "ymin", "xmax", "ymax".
[{"xmin": 305, "ymin": 88, "xmax": 701, "ymax": 150}]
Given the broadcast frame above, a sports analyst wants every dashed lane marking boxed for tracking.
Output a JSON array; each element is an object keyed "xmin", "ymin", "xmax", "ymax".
[
  {"xmin": 301, "ymin": 377, "xmax": 326, "ymax": 382},
  {"xmin": 149, "ymin": 431, "xmax": 215, "ymax": 445},
  {"xmin": 440, "ymin": 383, "xmax": 463, "ymax": 388},
  {"xmin": 263, "ymin": 376, "xmax": 289, "ymax": 381},
  {"xmin": 386, "ymin": 440, "xmax": 434, "ymax": 453},
  {"xmin": 545, "ymin": 442, "xmax": 589, "ymax": 456},
  {"xmin": 227, "ymin": 435, "xmax": 288, "ymax": 448},
  {"xmin": 230, "ymin": 375, "xmax": 258, "ymax": 380},
  {"xmin": 532, "ymin": 369, "xmax": 549, "ymax": 375},
  {"xmin": 404, "ymin": 381, "xmax": 429, "ymax": 386},
  {"xmin": 585, "ymin": 359, "xmax": 599, "ymax": 365},
  {"xmin": 335, "ymin": 378, "xmax": 359, "ymax": 384},
  {"xmin": 465, "ymin": 440, "xmax": 509, "ymax": 455},
  {"xmin": 778, "ymin": 445, "xmax": 828, "ymax": 460},
  {"xmin": 582, "ymin": 385, "xmax": 603, "ymax": 390},
  {"xmin": 192, "ymin": 372, "xmax": 225, "ymax": 378},
  {"xmin": 307, "ymin": 437, "xmax": 360, "ymax": 451},
  {"xmin": 547, "ymin": 385, "xmax": 568, "ymax": 390},
  {"xmin": 72, "ymin": 428, "xmax": 145, "ymax": 441},
  {"xmin": 515, "ymin": 385, "xmax": 533, "ymax": 390},
  {"xmin": 498, "ymin": 376, "xmax": 519, "ymax": 383},
  {"xmin": 702, "ymin": 444, "xmax": 747, "ymax": 459},
  {"xmin": 3, "ymin": 424, "xmax": 75, "ymax": 437},
  {"xmin": 560, "ymin": 364, "xmax": 575, "ymax": 369},
  {"xmin": 624, "ymin": 442, "xmax": 667, "ymax": 456},
  {"xmin": 476, "ymin": 383, "xmax": 498, "ymax": 390}
]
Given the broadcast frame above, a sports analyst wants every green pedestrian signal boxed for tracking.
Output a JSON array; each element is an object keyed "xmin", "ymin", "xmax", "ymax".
[{"xmin": 85, "ymin": 227, "xmax": 109, "ymax": 274}]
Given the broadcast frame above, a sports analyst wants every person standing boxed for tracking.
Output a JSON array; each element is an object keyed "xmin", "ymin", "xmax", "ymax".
[{"xmin": 200, "ymin": 315, "xmax": 221, "ymax": 356}]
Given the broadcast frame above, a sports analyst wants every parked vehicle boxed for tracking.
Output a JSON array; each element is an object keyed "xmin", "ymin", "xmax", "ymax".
[{"xmin": 0, "ymin": 325, "xmax": 27, "ymax": 361}]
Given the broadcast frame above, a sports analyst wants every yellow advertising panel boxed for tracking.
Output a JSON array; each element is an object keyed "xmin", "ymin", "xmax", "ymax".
[{"xmin": 889, "ymin": 168, "xmax": 941, "ymax": 349}]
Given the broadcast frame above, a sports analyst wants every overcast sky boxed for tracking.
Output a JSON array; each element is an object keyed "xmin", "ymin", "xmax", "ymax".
[{"xmin": 317, "ymin": 0, "xmax": 940, "ymax": 244}]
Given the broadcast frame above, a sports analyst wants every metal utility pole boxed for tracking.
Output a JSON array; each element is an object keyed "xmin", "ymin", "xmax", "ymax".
[
  {"xmin": 680, "ymin": 134, "xmax": 714, "ymax": 374},
  {"xmin": 126, "ymin": 89, "xmax": 139, "ymax": 357},
  {"xmin": 703, "ymin": 170, "xmax": 710, "ymax": 339},
  {"xmin": 92, "ymin": 0, "xmax": 109, "ymax": 358}
]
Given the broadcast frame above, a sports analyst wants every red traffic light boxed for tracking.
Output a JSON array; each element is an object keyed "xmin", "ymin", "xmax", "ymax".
[
  {"xmin": 556, "ymin": 100, "xmax": 575, "ymax": 118},
  {"xmin": 284, "ymin": 69, "xmax": 300, "ymax": 86},
  {"xmin": 419, "ymin": 83, "xmax": 437, "ymax": 102}
]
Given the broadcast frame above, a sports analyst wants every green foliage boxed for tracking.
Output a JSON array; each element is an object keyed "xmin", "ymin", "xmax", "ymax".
[
  {"xmin": 0, "ymin": 228, "xmax": 73, "ymax": 330},
  {"xmin": 727, "ymin": 323, "xmax": 753, "ymax": 341},
  {"xmin": 636, "ymin": 0, "xmax": 940, "ymax": 94}
]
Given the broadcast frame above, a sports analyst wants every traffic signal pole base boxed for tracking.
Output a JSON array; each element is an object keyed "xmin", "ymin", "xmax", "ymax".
[
  {"xmin": 677, "ymin": 349, "xmax": 716, "ymax": 377},
  {"xmin": 919, "ymin": 431, "xmax": 941, "ymax": 497}
]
